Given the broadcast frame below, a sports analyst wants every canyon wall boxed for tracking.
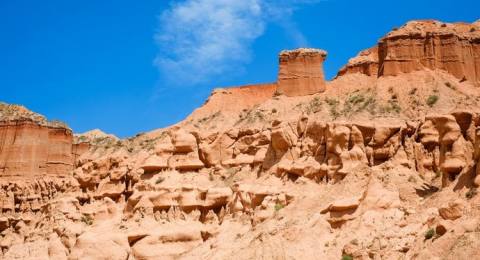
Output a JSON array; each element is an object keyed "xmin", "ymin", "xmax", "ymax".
[
  {"xmin": 337, "ymin": 20, "xmax": 480, "ymax": 87},
  {"xmin": 0, "ymin": 118, "xmax": 78, "ymax": 215},
  {"xmin": 0, "ymin": 119, "xmax": 74, "ymax": 178},
  {"xmin": 379, "ymin": 20, "xmax": 480, "ymax": 86},
  {"xmin": 277, "ymin": 48, "xmax": 328, "ymax": 96}
]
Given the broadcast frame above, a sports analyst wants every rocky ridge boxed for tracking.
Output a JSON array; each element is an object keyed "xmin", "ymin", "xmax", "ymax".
[{"xmin": 1, "ymin": 19, "xmax": 480, "ymax": 260}]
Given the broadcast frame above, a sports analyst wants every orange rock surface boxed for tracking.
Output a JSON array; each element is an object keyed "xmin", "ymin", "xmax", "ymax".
[
  {"xmin": 0, "ymin": 119, "xmax": 74, "ymax": 177},
  {"xmin": 277, "ymin": 48, "xmax": 328, "ymax": 96},
  {"xmin": 188, "ymin": 83, "xmax": 277, "ymax": 119},
  {"xmin": 2, "ymin": 19, "xmax": 480, "ymax": 260},
  {"xmin": 337, "ymin": 46, "xmax": 379, "ymax": 77},
  {"xmin": 378, "ymin": 20, "xmax": 480, "ymax": 86}
]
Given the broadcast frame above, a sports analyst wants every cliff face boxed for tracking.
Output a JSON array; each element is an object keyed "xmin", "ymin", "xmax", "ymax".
[
  {"xmin": 0, "ymin": 120, "xmax": 74, "ymax": 178},
  {"xmin": 337, "ymin": 20, "xmax": 480, "ymax": 87},
  {"xmin": 379, "ymin": 20, "xmax": 480, "ymax": 86},
  {"xmin": 277, "ymin": 48, "xmax": 328, "ymax": 96},
  {"xmin": 188, "ymin": 48, "xmax": 329, "ymax": 121},
  {"xmin": 65, "ymin": 110, "xmax": 480, "ymax": 259},
  {"xmin": 337, "ymin": 46, "xmax": 379, "ymax": 77},
  {"xmin": 3, "ymin": 19, "xmax": 480, "ymax": 260}
]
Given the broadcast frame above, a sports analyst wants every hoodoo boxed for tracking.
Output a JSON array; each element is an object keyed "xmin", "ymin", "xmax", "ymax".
[{"xmin": 277, "ymin": 48, "xmax": 328, "ymax": 96}]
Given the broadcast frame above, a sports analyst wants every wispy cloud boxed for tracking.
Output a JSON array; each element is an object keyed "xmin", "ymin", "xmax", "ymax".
[{"xmin": 154, "ymin": 0, "xmax": 318, "ymax": 86}]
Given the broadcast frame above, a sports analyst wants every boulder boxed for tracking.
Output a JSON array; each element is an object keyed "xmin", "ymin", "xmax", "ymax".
[
  {"xmin": 141, "ymin": 155, "xmax": 169, "ymax": 172},
  {"xmin": 439, "ymin": 200, "xmax": 464, "ymax": 220},
  {"xmin": 171, "ymin": 129, "xmax": 197, "ymax": 153}
]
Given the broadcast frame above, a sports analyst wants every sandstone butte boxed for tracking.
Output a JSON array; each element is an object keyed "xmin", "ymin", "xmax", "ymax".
[{"xmin": 1, "ymin": 19, "xmax": 480, "ymax": 260}]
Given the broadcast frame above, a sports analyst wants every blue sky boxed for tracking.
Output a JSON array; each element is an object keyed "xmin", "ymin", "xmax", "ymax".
[{"xmin": 1, "ymin": 0, "xmax": 478, "ymax": 137}]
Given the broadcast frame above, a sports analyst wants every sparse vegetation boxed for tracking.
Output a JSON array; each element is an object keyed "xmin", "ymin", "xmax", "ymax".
[
  {"xmin": 254, "ymin": 111, "xmax": 265, "ymax": 121},
  {"xmin": 408, "ymin": 176, "xmax": 417, "ymax": 183},
  {"xmin": 341, "ymin": 91, "xmax": 378, "ymax": 117},
  {"xmin": 223, "ymin": 167, "xmax": 240, "ymax": 187},
  {"xmin": 426, "ymin": 95, "xmax": 439, "ymax": 107},
  {"xmin": 379, "ymin": 99, "xmax": 401, "ymax": 114},
  {"xmin": 81, "ymin": 214, "xmax": 93, "ymax": 225},
  {"xmin": 425, "ymin": 228, "xmax": 435, "ymax": 240},
  {"xmin": 409, "ymin": 88, "xmax": 417, "ymax": 95},
  {"xmin": 90, "ymin": 136, "xmax": 118, "ymax": 152},
  {"xmin": 155, "ymin": 176, "xmax": 165, "ymax": 184},
  {"xmin": 274, "ymin": 203, "xmax": 284, "ymax": 212},
  {"xmin": 341, "ymin": 255, "xmax": 353, "ymax": 260},
  {"xmin": 445, "ymin": 82, "xmax": 456, "ymax": 90},
  {"xmin": 466, "ymin": 188, "xmax": 477, "ymax": 199},
  {"xmin": 304, "ymin": 97, "xmax": 322, "ymax": 114},
  {"xmin": 198, "ymin": 111, "xmax": 222, "ymax": 124},
  {"xmin": 273, "ymin": 89, "xmax": 282, "ymax": 97},
  {"xmin": 236, "ymin": 107, "xmax": 266, "ymax": 125},
  {"xmin": 326, "ymin": 98, "xmax": 340, "ymax": 119},
  {"xmin": 77, "ymin": 135, "xmax": 88, "ymax": 143}
]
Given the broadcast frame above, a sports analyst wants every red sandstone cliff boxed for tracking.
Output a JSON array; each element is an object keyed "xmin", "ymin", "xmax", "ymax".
[
  {"xmin": 0, "ymin": 104, "xmax": 75, "ymax": 178},
  {"xmin": 277, "ymin": 48, "xmax": 327, "ymax": 96},
  {"xmin": 3, "ymin": 19, "xmax": 480, "ymax": 260},
  {"xmin": 379, "ymin": 20, "xmax": 480, "ymax": 86},
  {"xmin": 338, "ymin": 20, "xmax": 480, "ymax": 87},
  {"xmin": 337, "ymin": 46, "xmax": 379, "ymax": 77}
]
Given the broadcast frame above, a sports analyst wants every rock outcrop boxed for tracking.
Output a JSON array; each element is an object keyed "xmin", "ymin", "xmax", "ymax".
[
  {"xmin": 337, "ymin": 20, "xmax": 480, "ymax": 88},
  {"xmin": 3, "ymin": 19, "xmax": 480, "ymax": 260},
  {"xmin": 277, "ymin": 48, "xmax": 328, "ymax": 96},
  {"xmin": 187, "ymin": 48, "xmax": 328, "ymax": 120},
  {"xmin": 378, "ymin": 20, "xmax": 480, "ymax": 86},
  {"xmin": 188, "ymin": 83, "xmax": 277, "ymax": 119},
  {"xmin": 337, "ymin": 46, "xmax": 379, "ymax": 77},
  {"xmin": 0, "ymin": 119, "xmax": 74, "ymax": 178}
]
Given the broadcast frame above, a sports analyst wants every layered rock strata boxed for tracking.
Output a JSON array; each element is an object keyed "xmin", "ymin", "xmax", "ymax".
[
  {"xmin": 379, "ymin": 20, "xmax": 480, "ymax": 86},
  {"xmin": 277, "ymin": 48, "xmax": 328, "ymax": 96},
  {"xmin": 338, "ymin": 20, "xmax": 480, "ymax": 87},
  {"xmin": 0, "ymin": 119, "xmax": 74, "ymax": 178},
  {"xmin": 337, "ymin": 46, "xmax": 379, "ymax": 77},
  {"xmin": 73, "ymin": 111, "xmax": 480, "ymax": 202}
]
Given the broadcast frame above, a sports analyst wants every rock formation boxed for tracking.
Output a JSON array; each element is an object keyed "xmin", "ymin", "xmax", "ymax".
[
  {"xmin": 337, "ymin": 20, "xmax": 480, "ymax": 88},
  {"xmin": 337, "ymin": 46, "xmax": 379, "ymax": 77},
  {"xmin": 277, "ymin": 48, "xmax": 328, "ymax": 96},
  {"xmin": 0, "ymin": 119, "xmax": 74, "ymax": 178},
  {"xmin": 188, "ymin": 49, "xmax": 327, "ymax": 119},
  {"xmin": 2, "ymin": 19, "xmax": 480, "ymax": 260},
  {"xmin": 188, "ymin": 83, "xmax": 277, "ymax": 119},
  {"xmin": 379, "ymin": 20, "xmax": 480, "ymax": 86}
]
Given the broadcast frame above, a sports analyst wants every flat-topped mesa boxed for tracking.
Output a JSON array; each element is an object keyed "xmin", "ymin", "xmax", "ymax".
[
  {"xmin": 277, "ymin": 48, "xmax": 328, "ymax": 97},
  {"xmin": 378, "ymin": 20, "xmax": 480, "ymax": 85}
]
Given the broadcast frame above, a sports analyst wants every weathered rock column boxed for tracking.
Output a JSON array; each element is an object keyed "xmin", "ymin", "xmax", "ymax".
[{"xmin": 277, "ymin": 48, "xmax": 327, "ymax": 97}]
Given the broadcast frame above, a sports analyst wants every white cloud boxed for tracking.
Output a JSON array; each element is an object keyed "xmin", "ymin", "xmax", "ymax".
[{"xmin": 154, "ymin": 0, "xmax": 317, "ymax": 86}]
